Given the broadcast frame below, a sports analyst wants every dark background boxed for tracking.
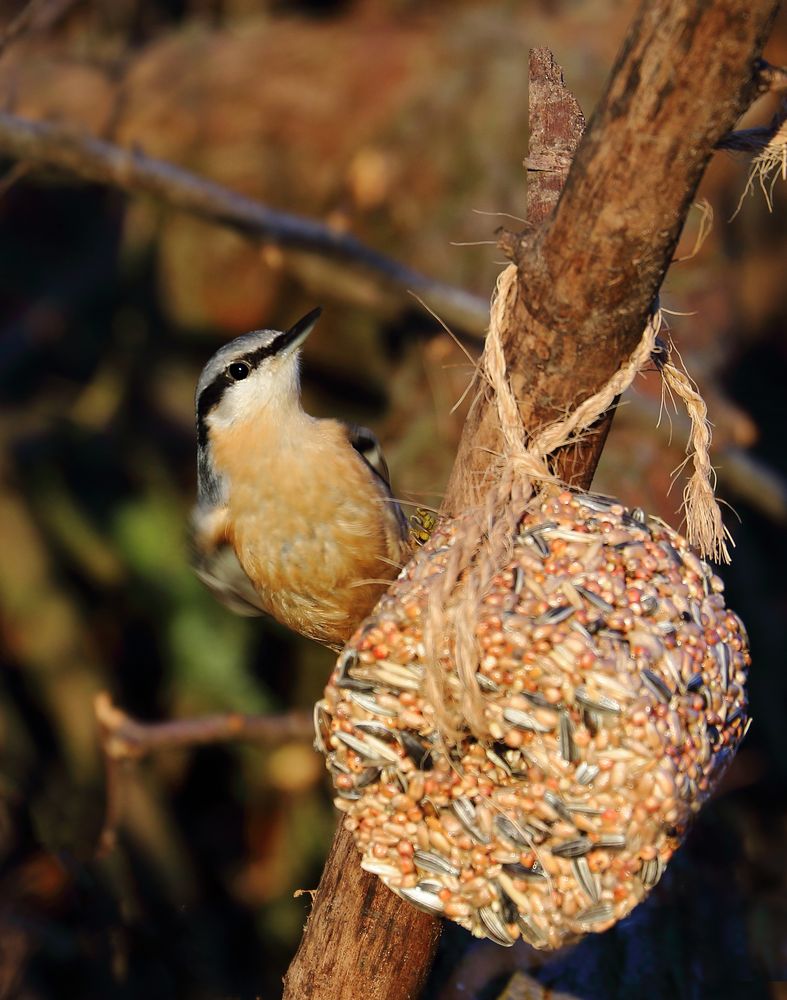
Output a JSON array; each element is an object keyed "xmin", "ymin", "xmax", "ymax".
[{"xmin": 0, "ymin": 1, "xmax": 786, "ymax": 997}]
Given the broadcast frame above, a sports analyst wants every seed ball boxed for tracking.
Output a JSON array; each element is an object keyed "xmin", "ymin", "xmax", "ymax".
[{"xmin": 317, "ymin": 491, "xmax": 750, "ymax": 949}]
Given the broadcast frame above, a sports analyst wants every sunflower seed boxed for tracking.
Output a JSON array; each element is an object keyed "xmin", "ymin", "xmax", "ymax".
[
  {"xmin": 559, "ymin": 711, "xmax": 578, "ymax": 763},
  {"xmin": 476, "ymin": 673, "xmax": 500, "ymax": 693},
  {"xmin": 313, "ymin": 700, "xmax": 332, "ymax": 754},
  {"xmin": 535, "ymin": 604, "xmax": 574, "ymax": 626},
  {"xmin": 530, "ymin": 532, "xmax": 550, "ymax": 557},
  {"xmin": 640, "ymin": 856, "xmax": 664, "ymax": 887},
  {"xmin": 335, "ymin": 730, "xmax": 400, "ymax": 763},
  {"xmin": 574, "ymin": 585, "xmax": 615, "ymax": 614},
  {"xmin": 575, "ymin": 687, "xmax": 622, "ymax": 714},
  {"xmin": 596, "ymin": 834, "xmax": 627, "ymax": 850},
  {"xmin": 348, "ymin": 691, "xmax": 397, "ymax": 716},
  {"xmin": 453, "ymin": 798, "xmax": 491, "ymax": 844},
  {"xmin": 572, "ymin": 856, "xmax": 600, "ymax": 903},
  {"xmin": 499, "ymin": 889, "xmax": 519, "ymax": 926},
  {"xmin": 576, "ymin": 762, "xmax": 600, "ymax": 785},
  {"xmin": 503, "ymin": 707, "xmax": 553, "ymax": 733},
  {"xmin": 502, "ymin": 861, "xmax": 547, "ymax": 881},
  {"xmin": 485, "ymin": 747, "xmax": 512, "ymax": 775},
  {"xmin": 355, "ymin": 720, "xmax": 398, "ymax": 740},
  {"xmin": 576, "ymin": 902, "xmax": 615, "ymax": 926},
  {"xmin": 398, "ymin": 884, "xmax": 445, "ymax": 915},
  {"xmin": 713, "ymin": 643, "xmax": 731, "ymax": 690},
  {"xmin": 400, "ymin": 731, "xmax": 434, "ymax": 770},
  {"xmin": 519, "ymin": 520, "xmax": 558, "ymax": 539},
  {"xmin": 640, "ymin": 595, "xmax": 659, "ymax": 616},
  {"xmin": 641, "ymin": 669, "xmax": 673, "ymax": 704},
  {"xmin": 494, "ymin": 814, "xmax": 532, "ymax": 847},
  {"xmin": 336, "ymin": 674, "xmax": 376, "ymax": 692},
  {"xmin": 517, "ymin": 914, "xmax": 549, "ymax": 947},
  {"xmin": 413, "ymin": 850, "xmax": 460, "ymax": 877},
  {"xmin": 662, "ymin": 542, "xmax": 683, "ymax": 566},
  {"xmin": 552, "ymin": 838, "xmax": 592, "ymax": 859},
  {"xmin": 570, "ymin": 619, "xmax": 596, "ymax": 643},
  {"xmin": 575, "ymin": 493, "xmax": 619, "ymax": 512},
  {"xmin": 520, "ymin": 689, "xmax": 552, "ymax": 708},
  {"xmin": 544, "ymin": 791, "xmax": 573, "ymax": 822},
  {"xmin": 478, "ymin": 906, "xmax": 515, "ymax": 946}
]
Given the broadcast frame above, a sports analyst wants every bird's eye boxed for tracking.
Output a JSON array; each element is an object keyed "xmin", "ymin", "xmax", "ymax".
[{"xmin": 228, "ymin": 361, "xmax": 251, "ymax": 381}]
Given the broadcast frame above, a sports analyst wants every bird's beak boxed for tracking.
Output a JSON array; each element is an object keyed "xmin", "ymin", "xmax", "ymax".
[{"xmin": 279, "ymin": 306, "xmax": 323, "ymax": 355}]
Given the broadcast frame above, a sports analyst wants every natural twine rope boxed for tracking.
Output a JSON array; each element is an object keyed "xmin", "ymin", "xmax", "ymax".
[{"xmin": 421, "ymin": 263, "xmax": 730, "ymax": 739}]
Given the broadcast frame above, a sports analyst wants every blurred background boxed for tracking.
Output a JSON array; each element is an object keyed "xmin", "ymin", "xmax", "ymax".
[{"xmin": 0, "ymin": 1, "xmax": 786, "ymax": 997}]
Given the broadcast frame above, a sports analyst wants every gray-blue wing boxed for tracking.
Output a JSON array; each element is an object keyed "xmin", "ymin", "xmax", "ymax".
[{"xmin": 191, "ymin": 537, "xmax": 267, "ymax": 617}]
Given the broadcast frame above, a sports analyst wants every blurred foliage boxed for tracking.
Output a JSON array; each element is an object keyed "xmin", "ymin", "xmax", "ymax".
[{"xmin": 0, "ymin": 0, "xmax": 786, "ymax": 998}]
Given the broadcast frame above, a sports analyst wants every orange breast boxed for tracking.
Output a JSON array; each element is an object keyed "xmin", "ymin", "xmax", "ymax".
[{"xmin": 211, "ymin": 415, "xmax": 407, "ymax": 646}]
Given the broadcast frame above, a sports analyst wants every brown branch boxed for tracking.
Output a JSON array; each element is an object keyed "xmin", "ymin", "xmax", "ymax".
[
  {"xmin": 281, "ymin": 47, "xmax": 585, "ymax": 1000},
  {"xmin": 0, "ymin": 0, "xmax": 80, "ymax": 58},
  {"xmin": 525, "ymin": 48, "xmax": 586, "ymax": 228},
  {"xmin": 0, "ymin": 111, "xmax": 489, "ymax": 336},
  {"xmin": 93, "ymin": 692, "xmax": 314, "ymax": 855},
  {"xmin": 718, "ymin": 100, "xmax": 787, "ymax": 152},
  {"xmin": 754, "ymin": 58, "xmax": 787, "ymax": 93},
  {"xmin": 445, "ymin": 0, "xmax": 780, "ymax": 511}
]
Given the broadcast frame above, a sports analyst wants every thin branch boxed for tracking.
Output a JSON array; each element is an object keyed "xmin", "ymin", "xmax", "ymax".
[
  {"xmin": 718, "ymin": 96, "xmax": 787, "ymax": 153},
  {"xmin": 0, "ymin": 0, "xmax": 80, "ymax": 59},
  {"xmin": 0, "ymin": 111, "xmax": 489, "ymax": 335},
  {"xmin": 94, "ymin": 691, "xmax": 314, "ymax": 759},
  {"xmin": 525, "ymin": 47, "xmax": 586, "ymax": 227},
  {"xmin": 754, "ymin": 58, "xmax": 787, "ymax": 93},
  {"xmin": 93, "ymin": 692, "xmax": 314, "ymax": 855}
]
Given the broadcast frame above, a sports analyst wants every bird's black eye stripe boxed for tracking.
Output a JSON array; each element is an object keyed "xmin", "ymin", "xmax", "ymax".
[
  {"xmin": 228, "ymin": 361, "xmax": 251, "ymax": 380},
  {"xmin": 196, "ymin": 333, "xmax": 291, "ymax": 448}
]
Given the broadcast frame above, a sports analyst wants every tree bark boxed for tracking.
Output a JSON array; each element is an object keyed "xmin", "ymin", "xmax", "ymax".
[
  {"xmin": 282, "ymin": 48, "xmax": 589, "ymax": 1000},
  {"xmin": 445, "ymin": 0, "xmax": 780, "ymax": 509}
]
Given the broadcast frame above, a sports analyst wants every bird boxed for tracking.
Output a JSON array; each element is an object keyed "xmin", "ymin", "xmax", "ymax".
[{"xmin": 190, "ymin": 306, "xmax": 413, "ymax": 650}]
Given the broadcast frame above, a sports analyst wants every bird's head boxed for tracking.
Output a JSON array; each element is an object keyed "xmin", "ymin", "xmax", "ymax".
[
  {"xmin": 194, "ymin": 306, "xmax": 322, "ymax": 504},
  {"xmin": 196, "ymin": 306, "xmax": 322, "ymax": 448}
]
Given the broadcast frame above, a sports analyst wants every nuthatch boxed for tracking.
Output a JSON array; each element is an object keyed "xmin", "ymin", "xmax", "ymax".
[{"xmin": 190, "ymin": 307, "xmax": 412, "ymax": 649}]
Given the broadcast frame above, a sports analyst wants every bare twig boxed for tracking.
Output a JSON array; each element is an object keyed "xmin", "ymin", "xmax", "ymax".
[
  {"xmin": 94, "ymin": 691, "xmax": 313, "ymax": 759},
  {"xmin": 525, "ymin": 48, "xmax": 586, "ymax": 228},
  {"xmin": 718, "ymin": 99, "xmax": 787, "ymax": 153},
  {"xmin": 0, "ymin": 0, "xmax": 80, "ymax": 59},
  {"xmin": 754, "ymin": 58, "xmax": 787, "ymax": 93},
  {"xmin": 0, "ymin": 111, "xmax": 489, "ymax": 335},
  {"xmin": 93, "ymin": 692, "xmax": 314, "ymax": 855}
]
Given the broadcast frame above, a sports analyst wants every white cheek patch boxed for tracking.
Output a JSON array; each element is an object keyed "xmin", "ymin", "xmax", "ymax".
[{"xmin": 209, "ymin": 355, "xmax": 301, "ymax": 430}]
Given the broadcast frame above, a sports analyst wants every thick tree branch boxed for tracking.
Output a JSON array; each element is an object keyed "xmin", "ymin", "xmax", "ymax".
[
  {"xmin": 446, "ymin": 0, "xmax": 780, "ymax": 508},
  {"xmin": 282, "ymin": 47, "xmax": 586, "ymax": 1000},
  {"xmin": 0, "ymin": 111, "xmax": 488, "ymax": 335}
]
